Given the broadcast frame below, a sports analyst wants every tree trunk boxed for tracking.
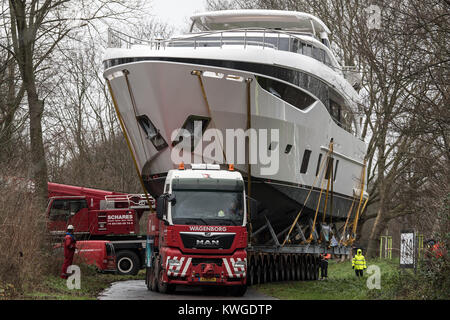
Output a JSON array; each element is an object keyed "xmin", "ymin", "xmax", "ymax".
[
  {"xmin": 28, "ymin": 89, "xmax": 48, "ymax": 210},
  {"xmin": 366, "ymin": 126, "xmax": 388, "ymax": 257},
  {"xmin": 9, "ymin": 0, "xmax": 49, "ymax": 210},
  {"xmin": 366, "ymin": 205, "xmax": 388, "ymax": 257}
]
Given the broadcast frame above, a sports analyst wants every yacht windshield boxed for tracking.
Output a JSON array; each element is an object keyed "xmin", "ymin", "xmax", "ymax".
[{"xmin": 171, "ymin": 190, "xmax": 244, "ymax": 226}]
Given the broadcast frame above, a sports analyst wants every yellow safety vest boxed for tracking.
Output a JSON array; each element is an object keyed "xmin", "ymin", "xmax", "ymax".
[{"xmin": 352, "ymin": 254, "xmax": 367, "ymax": 270}]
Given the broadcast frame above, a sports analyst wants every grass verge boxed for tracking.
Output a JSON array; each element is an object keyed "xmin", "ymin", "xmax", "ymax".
[
  {"xmin": 254, "ymin": 258, "xmax": 401, "ymax": 300},
  {"xmin": 23, "ymin": 265, "xmax": 145, "ymax": 300}
]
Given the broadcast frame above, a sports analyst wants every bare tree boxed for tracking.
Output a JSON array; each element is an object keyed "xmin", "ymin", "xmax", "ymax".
[
  {"xmin": 3, "ymin": 0, "xmax": 150, "ymax": 208},
  {"xmin": 43, "ymin": 12, "xmax": 172, "ymax": 193}
]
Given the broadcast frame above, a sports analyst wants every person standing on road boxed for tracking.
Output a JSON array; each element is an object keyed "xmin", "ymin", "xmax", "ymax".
[
  {"xmin": 352, "ymin": 249, "xmax": 367, "ymax": 277},
  {"xmin": 319, "ymin": 253, "xmax": 331, "ymax": 280},
  {"xmin": 61, "ymin": 225, "xmax": 76, "ymax": 279}
]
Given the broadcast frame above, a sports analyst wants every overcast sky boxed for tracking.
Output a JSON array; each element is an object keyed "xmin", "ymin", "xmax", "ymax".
[{"xmin": 151, "ymin": 0, "xmax": 207, "ymax": 34}]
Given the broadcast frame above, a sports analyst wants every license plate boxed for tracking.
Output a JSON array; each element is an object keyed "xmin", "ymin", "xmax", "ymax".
[{"xmin": 199, "ymin": 277, "xmax": 216, "ymax": 282}]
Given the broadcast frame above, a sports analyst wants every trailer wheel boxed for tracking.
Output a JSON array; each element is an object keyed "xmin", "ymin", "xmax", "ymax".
[
  {"xmin": 279, "ymin": 260, "xmax": 285, "ymax": 281},
  {"xmin": 313, "ymin": 257, "xmax": 319, "ymax": 280},
  {"xmin": 145, "ymin": 267, "xmax": 152, "ymax": 291},
  {"xmin": 286, "ymin": 262, "xmax": 292, "ymax": 281},
  {"xmin": 157, "ymin": 264, "xmax": 175, "ymax": 294},
  {"xmin": 305, "ymin": 256, "xmax": 311, "ymax": 280},
  {"xmin": 255, "ymin": 263, "xmax": 262, "ymax": 285},
  {"xmin": 309, "ymin": 257, "xmax": 316, "ymax": 280},
  {"xmin": 300, "ymin": 257, "xmax": 306, "ymax": 280},
  {"xmin": 294, "ymin": 260, "xmax": 300, "ymax": 281},
  {"xmin": 152, "ymin": 259, "xmax": 159, "ymax": 292},
  {"xmin": 273, "ymin": 260, "xmax": 280, "ymax": 282},
  {"xmin": 247, "ymin": 259, "xmax": 254, "ymax": 286},
  {"xmin": 116, "ymin": 250, "xmax": 140, "ymax": 275},
  {"xmin": 267, "ymin": 262, "xmax": 274, "ymax": 283}
]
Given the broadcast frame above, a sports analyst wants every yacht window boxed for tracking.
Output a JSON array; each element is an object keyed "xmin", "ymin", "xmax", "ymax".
[
  {"xmin": 313, "ymin": 47, "xmax": 325, "ymax": 63},
  {"xmin": 268, "ymin": 141, "xmax": 278, "ymax": 151},
  {"xmin": 334, "ymin": 160, "xmax": 339, "ymax": 181},
  {"xmin": 291, "ymin": 39, "xmax": 301, "ymax": 53},
  {"xmin": 167, "ymin": 34, "xmax": 332, "ymax": 66},
  {"xmin": 285, "ymin": 144, "xmax": 293, "ymax": 154},
  {"xmin": 172, "ymin": 115, "xmax": 211, "ymax": 152},
  {"xmin": 324, "ymin": 53, "xmax": 331, "ymax": 66},
  {"xmin": 329, "ymin": 100, "xmax": 342, "ymax": 126},
  {"xmin": 316, "ymin": 153, "xmax": 323, "ymax": 176},
  {"xmin": 300, "ymin": 149, "xmax": 312, "ymax": 174},
  {"xmin": 328, "ymin": 86, "xmax": 357, "ymax": 136},
  {"xmin": 303, "ymin": 44, "xmax": 313, "ymax": 57},
  {"xmin": 136, "ymin": 115, "xmax": 168, "ymax": 151},
  {"xmin": 256, "ymin": 76, "xmax": 316, "ymax": 111}
]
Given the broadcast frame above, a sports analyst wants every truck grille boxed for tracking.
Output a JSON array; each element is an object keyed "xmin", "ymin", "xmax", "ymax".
[
  {"xmin": 191, "ymin": 258, "xmax": 223, "ymax": 266},
  {"xmin": 180, "ymin": 232, "xmax": 235, "ymax": 249}
]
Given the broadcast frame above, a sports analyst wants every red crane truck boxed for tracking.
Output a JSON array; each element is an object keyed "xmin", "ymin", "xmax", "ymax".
[{"xmin": 46, "ymin": 182, "xmax": 154, "ymax": 275}]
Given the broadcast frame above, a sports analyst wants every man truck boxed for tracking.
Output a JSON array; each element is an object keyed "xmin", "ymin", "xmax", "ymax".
[
  {"xmin": 144, "ymin": 163, "xmax": 350, "ymax": 296},
  {"xmin": 46, "ymin": 182, "xmax": 154, "ymax": 275}
]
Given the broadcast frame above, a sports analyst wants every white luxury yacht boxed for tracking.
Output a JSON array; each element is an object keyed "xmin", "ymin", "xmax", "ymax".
[{"xmin": 103, "ymin": 10, "xmax": 367, "ymax": 237}]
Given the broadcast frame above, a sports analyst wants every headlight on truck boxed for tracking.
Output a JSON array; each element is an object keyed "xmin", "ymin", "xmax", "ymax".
[
  {"xmin": 167, "ymin": 259, "xmax": 181, "ymax": 267},
  {"xmin": 233, "ymin": 260, "xmax": 246, "ymax": 268}
]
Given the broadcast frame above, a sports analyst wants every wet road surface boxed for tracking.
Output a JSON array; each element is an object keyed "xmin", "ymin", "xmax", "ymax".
[{"xmin": 98, "ymin": 280, "xmax": 277, "ymax": 300}]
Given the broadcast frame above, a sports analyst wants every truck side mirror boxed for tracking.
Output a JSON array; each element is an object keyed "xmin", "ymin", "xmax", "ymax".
[
  {"xmin": 156, "ymin": 195, "xmax": 166, "ymax": 220},
  {"xmin": 167, "ymin": 194, "xmax": 176, "ymax": 205}
]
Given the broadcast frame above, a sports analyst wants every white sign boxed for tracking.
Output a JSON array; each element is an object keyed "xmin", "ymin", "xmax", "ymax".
[{"xmin": 400, "ymin": 231, "xmax": 415, "ymax": 268}]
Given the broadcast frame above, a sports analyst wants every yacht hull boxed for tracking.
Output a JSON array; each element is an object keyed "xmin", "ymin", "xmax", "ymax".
[{"xmin": 104, "ymin": 59, "xmax": 366, "ymax": 236}]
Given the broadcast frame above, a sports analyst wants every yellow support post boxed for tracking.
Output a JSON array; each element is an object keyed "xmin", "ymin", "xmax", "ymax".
[{"xmin": 105, "ymin": 77, "xmax": 153, "ymax": 210}]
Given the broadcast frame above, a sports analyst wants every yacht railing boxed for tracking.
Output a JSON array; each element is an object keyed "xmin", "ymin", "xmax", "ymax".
[
  {"xmin": 107, "ymin": 27, "xmax": 337, "ymax": 68},
  {"xmin": 108, "ymin": 27, "xmax": 315, "ymax": 49}
]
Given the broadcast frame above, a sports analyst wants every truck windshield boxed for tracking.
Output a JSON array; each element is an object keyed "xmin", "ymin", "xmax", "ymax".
[{"xmin": 171, "ymin": 190, "xmax": 244, "ymax": 226}]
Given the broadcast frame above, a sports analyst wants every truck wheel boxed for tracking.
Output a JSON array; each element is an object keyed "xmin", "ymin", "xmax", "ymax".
[
  {"xmin": 152, "ymin": 263, "xmax": 159, "ymax": 292},
  {"xmin": 231, "ymin": 285, "xmax": 247, "ymax": 297},
  {"xmin": 145, "ymin": 267, "xmax": 152, "ymax": 290},
  {"xmin": 116, "ymin": 250, "xmax": 140, "ymax": 276},
  {"xmin": 157, "ymin": 265, "xmax": 174, "ymax": 294},
  {"xmin": 247, "ymin": 260, "xmax": 254, "ymax": 286}
]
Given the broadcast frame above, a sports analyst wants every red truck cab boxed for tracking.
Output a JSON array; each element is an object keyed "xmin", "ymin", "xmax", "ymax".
[{"xmin": 145, "ymin": 164, "xmax": 253, "ymax": 296}]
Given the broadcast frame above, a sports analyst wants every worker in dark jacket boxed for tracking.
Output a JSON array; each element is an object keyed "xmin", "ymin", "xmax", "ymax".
[
  {"xmin": 352, "ymin": 249, "xmax": 367, "ymax": 277},
  {"xmin": 61, "ymin": 225, "xmax": 76, "ymax": 279},
  {"xmin": 319, "ymin": 253, "xmax": 331, "ymax": 280}
]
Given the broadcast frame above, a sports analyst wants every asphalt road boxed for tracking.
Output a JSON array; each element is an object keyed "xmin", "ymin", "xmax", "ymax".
[{"xmin": 98, "ymin": 280, "xmax": 277, "ymax": 300}]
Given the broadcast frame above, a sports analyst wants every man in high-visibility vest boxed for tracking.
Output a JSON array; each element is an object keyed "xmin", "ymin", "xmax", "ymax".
[{"xmin": 352, "ymin": 249, "xmax": 367, "ymax": 277}]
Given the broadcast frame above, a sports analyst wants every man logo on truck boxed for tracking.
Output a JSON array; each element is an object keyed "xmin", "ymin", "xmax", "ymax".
[{"xmin": 196, "ymin": 239, "xmax": 220, "ymax": 246}]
